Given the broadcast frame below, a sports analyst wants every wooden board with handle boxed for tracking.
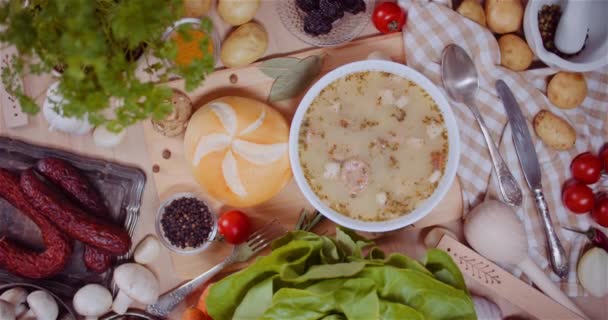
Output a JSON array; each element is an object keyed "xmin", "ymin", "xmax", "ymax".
[
  {"xmin": 142, "ymin": 33, "xmax": 465, "ymax": 279},
  {"xmin": 436, "ymin": 236, "xmax": 584, "ymax": 320}
]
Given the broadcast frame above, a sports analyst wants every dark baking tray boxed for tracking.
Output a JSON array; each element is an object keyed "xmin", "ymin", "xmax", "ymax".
[{"xmin": 0, "ymin": 136, "xmax": 146, "ymax": 296}]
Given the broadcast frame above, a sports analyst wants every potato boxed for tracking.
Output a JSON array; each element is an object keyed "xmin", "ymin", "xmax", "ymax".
[
  {"xmin": 183, "ymin": 0, "xmax": 212, "ymax": 17},
  {"xmin": 498, "ymin": 34, "xmax": 533, "ymax": 71},
  {"xmin": 533, "ymin": 110, "xmax": 576, "ymax": 150},
  {"xmin": 457, "ymin": 0, "xmax": 486, "ymax": 26},
  {"xmin": 547, "ymin": 72, "xmax": 587, "ymax": 109},
  {"xmin": 221, "ymin": 22, "xmax": 268, "ymax": 68},
  {"xmin": 485, "ymin": 0, "xmax": 523, "ymax": 34},
  {"xmin": 218, "ymin": 0, "xmax": 260, "ymax": 26}
]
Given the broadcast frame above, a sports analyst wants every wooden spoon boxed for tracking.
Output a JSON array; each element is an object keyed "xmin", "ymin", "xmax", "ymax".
[{"xmin": 464, "ymin": 200, "xmax": 587, "ymax": 319}]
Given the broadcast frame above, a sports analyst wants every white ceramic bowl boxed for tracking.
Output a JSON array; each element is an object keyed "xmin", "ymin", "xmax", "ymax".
[
  {"xmin": 524, "ymin": 0, "xmax": 608, "ymax": 72},
  {"xmin": 289, "ymin": 60, "xmax": 460, "ymax": 233}
]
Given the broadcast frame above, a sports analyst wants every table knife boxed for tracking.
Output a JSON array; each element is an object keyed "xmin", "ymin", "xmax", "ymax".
[{"xmin": 495, "ymin": 80, "xmax": 569, "ymax": 278}]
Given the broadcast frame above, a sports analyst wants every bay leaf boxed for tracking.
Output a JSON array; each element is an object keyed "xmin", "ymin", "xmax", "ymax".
[
  {"xmin": 268, "ymin": 55, "xmax": 323, "ymax": 102},
  {"xmin": 258, "ymin": 57, "xmax": 301, "ymax": 79}
]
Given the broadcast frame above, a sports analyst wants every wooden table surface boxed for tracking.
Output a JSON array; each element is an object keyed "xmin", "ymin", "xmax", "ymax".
[{"xmin": 0, "ymin": 1, "xmax": 606, "ymax": 319}]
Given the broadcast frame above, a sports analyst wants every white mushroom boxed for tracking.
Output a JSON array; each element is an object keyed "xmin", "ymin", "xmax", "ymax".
[
  {"xmin": 0, "ymin": 287, "xmax": 27, "ymax": 317},
  {"xmin": 112, "ymin": 263, "xmax": 160, "ymax": 314},
  {"xmin": 0, "ymin": 300, "xmax": 16, "ymax": 320},
  {"xmin": 23, "ymin": 291, "xmax": 58, "ymax": 320},
  {"xmin": 134, "ymin": 235, "xmax": 161, "ymax": 265},
  {"xmin": 73, "ymin": 284, "xmax": 112, "ymax": 320}
]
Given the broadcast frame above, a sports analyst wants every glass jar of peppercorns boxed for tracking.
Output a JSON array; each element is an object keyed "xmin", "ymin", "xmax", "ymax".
[{"xmin": 155, "ymin": 192, "xmax": 218, "ymax": 255}]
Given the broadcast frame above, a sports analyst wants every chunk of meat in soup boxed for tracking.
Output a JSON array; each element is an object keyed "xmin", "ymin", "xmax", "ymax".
[
  {"xmin": 431, "ymin": 151, "xmax": 445, "ymax": 171},
  {"xmin": 340, "ymin": 158, "xmax": 370, "ymax": 194}
]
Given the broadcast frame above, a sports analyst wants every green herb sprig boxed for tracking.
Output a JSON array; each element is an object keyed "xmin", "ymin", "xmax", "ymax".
[{"xmin": 0, "ymin": 0, "xmax": 215, "ymax": 132}]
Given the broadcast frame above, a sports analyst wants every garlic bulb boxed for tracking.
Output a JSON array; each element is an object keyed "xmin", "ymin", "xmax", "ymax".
[
  {"xmin": 93, "ymin": 126, "xmax": 126, "ymax": 148},
  {"xmin": 43, "ymin": 82, "xmax": 92, "ymax": 135}
]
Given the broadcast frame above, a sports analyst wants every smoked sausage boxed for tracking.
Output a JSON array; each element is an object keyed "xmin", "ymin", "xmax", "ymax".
[
  {"xmin": 0, "ymin": 169, "xmax": 72, "ymax": 279},
  {"xmin": 83, "ymin": 246, "xmax": 112, "ymax": 273},
  {"xmin": 20, "ymin": 169, "xmax": 131, "ymax": 255},
  {"xmin": 36, "ymin": 157, "xmax": 109, "ymax": 216},
  {"xmin": 36, "ymin": 158, "xmax": 114, "ymax": 273}
]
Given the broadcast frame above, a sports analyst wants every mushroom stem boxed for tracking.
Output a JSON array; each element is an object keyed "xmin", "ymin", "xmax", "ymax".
[
  {"xmin": 85, "ymin": 317, "xmax": 99, "ymax": 320},
  {"xmin": 112, "ymin": 290, "xmax": 133, "ymax": 315}
]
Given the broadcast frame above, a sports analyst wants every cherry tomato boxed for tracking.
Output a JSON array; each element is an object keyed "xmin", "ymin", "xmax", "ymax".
[
  {"xmin": 600, "ymin": 143, "xmax": 608, "ymax": 170},
  {"xmin": 372, "ymin": 2, "xmax": 406, "ymax": 34},
  {"xmin": 591, "ymin": 194, "xmax": 608, "ymax": 227},
  {"xmin": 570, "ymin": 152, "xmax": 603, "ymax": 184},
  {"xmin": 562, "ymin": 180, "xmax": 595, "ymax": 214},
  {"xmin": 218, "ymin": 210, "xmax": 251, "ymax": 245}
]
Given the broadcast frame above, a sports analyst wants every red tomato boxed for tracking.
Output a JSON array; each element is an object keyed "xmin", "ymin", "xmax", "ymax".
[
  {"xmin": 592, "ymin": 194, "xmax": 608, "ymax": 227},
  {"xmin": 218, "ymin": 210, "xmax": 251, "ymax": 245},
  {"xmin": 570, "ymin": 152, "xmax": 603, "ymax": 184},
  {"xmin": 600, "ymin": 143, "xmax": 608, "ymax": 169},
  {"xmin": 562, "ymin": 180, "xmax": 595, "ymax": 213},
  {"xmin": 372, "ymin": 2, "xmax": 406, "ymax": 34}
]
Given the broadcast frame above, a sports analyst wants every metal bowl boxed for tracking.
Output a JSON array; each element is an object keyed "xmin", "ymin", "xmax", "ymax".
[{"xmin": 0, "ymin": 283, "xmax": 77, "ymax": 320}]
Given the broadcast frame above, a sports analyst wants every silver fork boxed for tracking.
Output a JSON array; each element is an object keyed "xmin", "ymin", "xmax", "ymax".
[{"xmin": 146, "ymin": 220, "xmax": 286, "ymax": 317}]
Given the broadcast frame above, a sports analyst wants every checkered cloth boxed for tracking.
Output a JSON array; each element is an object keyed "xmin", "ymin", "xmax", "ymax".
[{"xmin": 398, "ymin": 0, "xmax": 608, "ymax": 296}]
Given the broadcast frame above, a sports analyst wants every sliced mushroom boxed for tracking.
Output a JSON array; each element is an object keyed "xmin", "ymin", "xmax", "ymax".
[{"xmin": 0, "ymin": 287, "xmax": 27, "ymax": 317}]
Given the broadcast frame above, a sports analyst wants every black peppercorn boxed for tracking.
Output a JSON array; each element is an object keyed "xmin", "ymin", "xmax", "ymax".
[{"xmin": 160, "ymin": 197, "xmax": 215, "ymax": 249}]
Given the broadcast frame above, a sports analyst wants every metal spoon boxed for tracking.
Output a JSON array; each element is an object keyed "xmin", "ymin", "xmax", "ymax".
[{"xmin": 441, "ymin": 44, "xmax": 522, "ymax": 206}]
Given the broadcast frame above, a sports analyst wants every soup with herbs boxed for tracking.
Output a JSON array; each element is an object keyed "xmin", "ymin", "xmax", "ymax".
[{"xmin": 298, "ymin": 71, "xmax": 448, "ymax": 221}]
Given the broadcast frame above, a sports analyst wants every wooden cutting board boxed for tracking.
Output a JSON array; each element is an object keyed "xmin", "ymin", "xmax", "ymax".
[{"xmin": 141, "ymin": 33, "xmax": 464, "ymax": 279}]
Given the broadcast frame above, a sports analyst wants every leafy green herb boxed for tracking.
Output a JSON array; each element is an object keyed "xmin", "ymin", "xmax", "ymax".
[
  {"xmin": 206, "ymin": 228, "xmax": 476, "ymax": 320},
  {"xmin": 0, "ymin": 0, "xmax": 215, "ymax": 132},
  {"xmin": 260, "ymin": 55, "xmax": 324, "ymax": 102}
]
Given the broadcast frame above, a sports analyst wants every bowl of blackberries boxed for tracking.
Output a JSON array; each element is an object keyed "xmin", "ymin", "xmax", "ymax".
[
  {"xmin": 155, "ymin": 193, "xmax": 218, "ymax": 255},
  {"xmin": 277, "ymin": 0, "xmax": 374, "ymax": 47}
]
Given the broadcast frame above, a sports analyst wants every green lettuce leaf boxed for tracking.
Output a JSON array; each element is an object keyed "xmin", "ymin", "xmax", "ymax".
[
  {"xmin": 206, "ymin": 228, "xmax": 475, "ymax": 320},
  {"xmin": 423, "ymin": 249, "xmax": 468, "ymax": 292}
]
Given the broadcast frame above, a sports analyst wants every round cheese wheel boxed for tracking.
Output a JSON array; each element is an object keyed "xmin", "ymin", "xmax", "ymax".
[{"xmin": 184, "ymin": 96, "xmax": 291, "ymax": 207}]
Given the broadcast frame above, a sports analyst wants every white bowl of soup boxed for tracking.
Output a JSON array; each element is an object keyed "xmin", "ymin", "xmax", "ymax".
[{"xmin": 290, "ymin": 60, "xmax": 460, "ymax": 232}]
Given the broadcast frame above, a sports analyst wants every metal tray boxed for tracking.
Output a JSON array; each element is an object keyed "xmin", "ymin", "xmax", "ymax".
[{"xmin": 0, "ymin": 136, "xmax": 146, "ymax": 296}]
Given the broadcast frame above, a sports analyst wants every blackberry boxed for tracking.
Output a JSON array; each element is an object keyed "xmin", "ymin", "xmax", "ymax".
[
  {"xmin": 344, "ymin": 0, "xmax": 366, "ymax": 14},
  {"xmin": 319, "ymin": 0, "xmax": 344, "ymax": 21},
  {"xmin": 296, "ymin": 0, "xmax": 319, "ymax": 12},
  {"xmin": 304, "ymin": 10, "xmax": 333, "ymax": 36}
]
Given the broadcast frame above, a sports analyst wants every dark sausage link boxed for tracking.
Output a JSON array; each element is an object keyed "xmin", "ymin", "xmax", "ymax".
[
  {"xmin": 84, "ymin": 246, "xmax": 112, "ymax": 273},
  {"xmin": 20, "ymin": 169, "xmax": 131, "ymax": 255},
  {"xmin": 36, "ymin": 158, "xmax": 114, "ymax": 272},
  {"xmin": 36, "ymin": 157, "xmax": 109, "ymax": 217},
  {"xmin": 0, "ymin": 169, "xmax": 72, "ymax": 279}
]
